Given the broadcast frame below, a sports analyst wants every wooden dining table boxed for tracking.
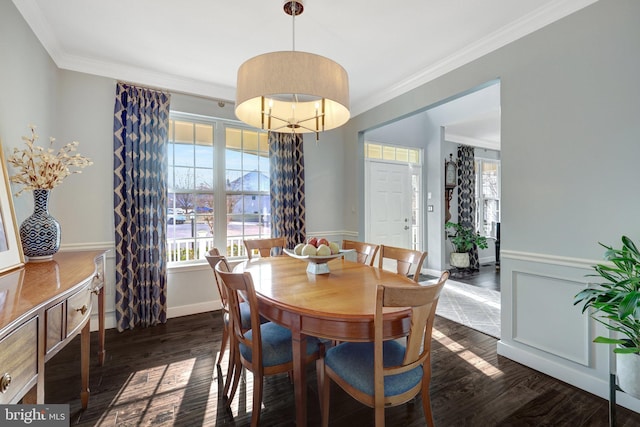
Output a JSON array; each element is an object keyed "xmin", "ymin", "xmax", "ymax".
[{"xmin": 235, "ymin": 254, "xmax": 420, "ymax": 427}]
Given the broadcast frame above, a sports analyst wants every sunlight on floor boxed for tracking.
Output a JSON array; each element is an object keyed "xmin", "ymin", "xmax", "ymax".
[
  {"xmin": 97, "ymin": 358, "xmax": 198, "ymax": 425},
  {"xmin": 432, "ymin": 326, "xmax": 503, "ymax": 377}
]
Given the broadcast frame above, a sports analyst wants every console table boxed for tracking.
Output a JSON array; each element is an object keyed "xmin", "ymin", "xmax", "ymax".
[{"xmin": 0, "ymin": 250, "xmax": 106, "ymax": 408}]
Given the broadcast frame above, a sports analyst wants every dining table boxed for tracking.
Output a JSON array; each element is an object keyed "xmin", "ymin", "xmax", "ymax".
[{"xmin": 235, "ymin": 254, "xmax": 420, "ymax": 427}]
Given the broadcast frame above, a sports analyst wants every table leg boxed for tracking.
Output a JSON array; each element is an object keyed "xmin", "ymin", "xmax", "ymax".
[
  {"xmin": 291, "ymin": 321, "xmax": 307, "ymax": 427},
  {"xmin": 80, "ymin": 321, "xmax": 90, "ymax": 409},
  {"xmin": 97, "ymin": 287, "xmax": 106, "ymax": 366}
]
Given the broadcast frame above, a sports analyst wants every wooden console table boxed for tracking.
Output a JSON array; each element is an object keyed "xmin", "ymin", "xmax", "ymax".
[{"xmin": 0, "ymin": 250, "xmax": 106, "ymax": 408}]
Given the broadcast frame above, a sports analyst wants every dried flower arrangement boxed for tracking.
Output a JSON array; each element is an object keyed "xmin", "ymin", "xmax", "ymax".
[{"xmin": 7, "ymin": 125, "xmax": 93, "ymax": 196}]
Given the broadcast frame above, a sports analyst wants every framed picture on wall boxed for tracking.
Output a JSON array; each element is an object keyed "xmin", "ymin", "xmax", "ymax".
[{"xmin": 0, "ymin": 141, "xmax": 24, "ymax": 273}]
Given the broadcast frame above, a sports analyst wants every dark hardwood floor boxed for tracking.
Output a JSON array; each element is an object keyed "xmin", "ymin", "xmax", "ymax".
[
  {"xmin": 45, "ymin": 312, "xmax": 639, "ymax": 426},
  {"xmin": 449, "ymin": 262, "xmax": 501, "ymax": 291}
]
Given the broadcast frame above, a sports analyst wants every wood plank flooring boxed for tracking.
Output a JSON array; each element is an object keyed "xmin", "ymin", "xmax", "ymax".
[
  {"xmin": 449, "ymin": 262, "xmax": 501, "ymax": 291},
  {"xmin": 45, "ymin": 312, "xmax": 640, "ymax": 426}
]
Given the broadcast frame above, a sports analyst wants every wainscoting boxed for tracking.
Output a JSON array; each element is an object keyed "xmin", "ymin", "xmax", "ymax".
[{"xmin": 499, "ymin": 250, "xmax": 640, "ymax": 414}]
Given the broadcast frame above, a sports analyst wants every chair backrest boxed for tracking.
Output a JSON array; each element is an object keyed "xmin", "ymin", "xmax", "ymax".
[
  {"xmin": 215, "ymin": 261, "xmax": 263, "ymax": 366},
  {"xmin": 377, "ymin": 245, "xmax": 427, "ymax": 281},
  {"xmin": 244, "ymin": 237, "xmax": 286, "ymax": 259},
  {"xmin": 205, "ymin": 248, "xmax": 231, "ymax": 308},
  {"xmin": 342, "ymin": 240, "xmax": 380, "ymax": 266},
  {"xmin": 374, "ymin": 270, "xmax": 449, "ymax": 407}
]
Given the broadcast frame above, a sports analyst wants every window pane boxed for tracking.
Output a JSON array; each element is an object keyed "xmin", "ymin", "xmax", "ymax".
[
  {"xmin": 226, "ymin": 170, "xmax": 243, "ymax": 191},
  {"xmin": 408, "ymin": 150, "xmax": 418, "ymax": 164},
  {"xmin": 367, "ymin": 144, "xmax": 382, "ymax": 159},
  {"xmin": 173, "ymin": 121, "xmax": 193, "ymax": 143},
  {"xmin": 195, "ymin": 141, "xmax": 213, "ymax": 169},
  {"xmin": 173, "ymin": 142, "xmax": 195, "ymax": 167},
  {"xmin": 396, "ymin": 148, "xmax": 409, "ymax": 162},
  {"xmin": 243, "ymin": 151, "xmax": 260, "ymax": 171},
  {"xmin": 382, "ymin": 146, "xmax": 395, "ymax": 160},
  {"xmin": 482, "ymin": 162, "xmax": 499, "ymax": 198}
]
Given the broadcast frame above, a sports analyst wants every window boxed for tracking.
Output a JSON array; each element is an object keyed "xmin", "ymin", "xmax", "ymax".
[
  {"xmin": 475, "ymin": 158, "xmax": 500, "ymax": 238},
  {"xmin": 167, "ymin": 113, "xmax": 269, "ymax": 263}
]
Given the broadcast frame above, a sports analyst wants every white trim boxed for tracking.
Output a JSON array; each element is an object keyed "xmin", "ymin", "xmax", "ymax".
[
  {"xmin": 14, "ymin": 0, "xmax": 597, "ymax": 116},
  {"xmin": 167, "ymin": 301, "xmax": 222, "ymax": 320},
  {"xmin": 501, "ymin": 249, "xmax": 601, "ymax": 270}
]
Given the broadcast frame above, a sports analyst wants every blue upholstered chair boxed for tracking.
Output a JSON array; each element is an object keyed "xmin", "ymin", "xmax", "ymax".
[
  {"xmin": 205, "ymin": 248, "xmax": 267, "ymax": 399},
  {"xmin": 215, "ymin": 261, "xmax": 325, "ymax": 427},
  {"xmin": 317, "ymin": 271, "xmax": 450, "ymax": 427}
]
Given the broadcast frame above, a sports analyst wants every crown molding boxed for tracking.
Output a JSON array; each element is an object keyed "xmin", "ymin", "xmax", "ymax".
[
  {"xmin": 351, "ymin": 0, "xmax": 600, "ymax": 116},
  {"xmin": 14, "ymin": 0, "xmax": 599, "ymax": 115}
]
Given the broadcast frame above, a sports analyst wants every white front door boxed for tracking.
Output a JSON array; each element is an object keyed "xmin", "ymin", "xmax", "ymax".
[{"xmin": 366, "ymin": 161, "xmax": 413, "ymax": 249}]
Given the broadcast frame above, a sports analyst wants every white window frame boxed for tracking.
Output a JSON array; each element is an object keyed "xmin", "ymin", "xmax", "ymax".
[{"xmin": 167, "ymin": 112, "xmax": 269, "ymax": 265}]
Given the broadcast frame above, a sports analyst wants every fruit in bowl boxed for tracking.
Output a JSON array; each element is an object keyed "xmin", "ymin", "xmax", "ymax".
[
  {"xmin": 301, "ymin": 244, "xmax": 317, "ymax": 256},
  {"xmin": 329, "ymin": 241, "xmax": 340, "ymax": 255},
  {"xmin": 294, "ymin": 243, "xmax": 305, "ymax": 255},
  {"xmin": 291, "ymin": 238, "xmax": 341, "ymax": 256},
  {"xmin": 316, "ymin": 244, "xmax": 331, "ymax": 256}
]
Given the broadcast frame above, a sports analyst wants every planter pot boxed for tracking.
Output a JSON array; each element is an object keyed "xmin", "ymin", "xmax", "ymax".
[
  {"xmin": 617, "ymin": 350, "xmax": 640, "ymax": 399},
  {"xmin": 450, "ymin": 252, "xmax": 470, "ymax": 268}
]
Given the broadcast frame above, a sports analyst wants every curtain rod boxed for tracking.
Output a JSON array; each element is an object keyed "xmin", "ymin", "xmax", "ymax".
[{"xmin": 116, "ymin": 80, "xmax": 235, "ymax": 107}]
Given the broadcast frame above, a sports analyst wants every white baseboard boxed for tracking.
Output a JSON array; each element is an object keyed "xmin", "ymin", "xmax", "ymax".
[{"xmin": 89, "ymin": 300, "xmax": 223, "ymax": 332}]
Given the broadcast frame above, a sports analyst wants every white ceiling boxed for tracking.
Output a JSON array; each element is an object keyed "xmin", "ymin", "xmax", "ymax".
[{"xmin": 14, "ymin": 0, "xmax": 597, "ymax": 119}]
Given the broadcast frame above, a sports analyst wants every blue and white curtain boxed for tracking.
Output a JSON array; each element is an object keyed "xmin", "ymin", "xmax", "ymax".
[
  {"xmin": 269, "ymin": 133, "xmax": 306, "ymax": 249},
  {"xmin": 457, "ymin": 145, "xmax": 480, "ymax": 270},
  {"xmin": 113, "ymin": 82, "xmax": 171, "ymax": 331}
]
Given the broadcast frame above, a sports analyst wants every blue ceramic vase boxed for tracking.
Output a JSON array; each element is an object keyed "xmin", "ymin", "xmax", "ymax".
[{"xmin": 19, "ymin": 189, "xmax": 60, "ymax": 260}]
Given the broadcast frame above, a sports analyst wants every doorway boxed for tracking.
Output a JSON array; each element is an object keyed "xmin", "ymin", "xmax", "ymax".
[{"xmin": 363, "ymin": 141, "xmax": 422, "ymax": 257}]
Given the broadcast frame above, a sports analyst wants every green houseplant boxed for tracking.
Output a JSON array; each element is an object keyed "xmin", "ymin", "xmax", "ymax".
[
  {"xmin": 445, "ymin": 221, "xmax": 489, "ymax": 268},
  {"xmin": 574, "ymin": 235, "xmax": 640, "ymax": 398}
]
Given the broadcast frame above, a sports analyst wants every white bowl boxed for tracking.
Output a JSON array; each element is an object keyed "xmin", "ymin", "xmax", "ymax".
[{"xmin": 283, "ymin": 248, "xmax": 354, "ymax": 274}]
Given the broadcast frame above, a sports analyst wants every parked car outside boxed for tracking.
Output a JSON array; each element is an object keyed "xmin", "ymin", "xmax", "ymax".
[{"xmin": 168, "ymin": 208, "xmax": 186, "ymax": 224}]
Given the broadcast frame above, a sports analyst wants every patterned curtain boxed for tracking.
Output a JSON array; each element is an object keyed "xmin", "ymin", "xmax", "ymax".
[
  {"xmin": 113, "ymin": 83, "xmax": 171, "ymax": 331},
  {"xmin": 457, "ymin": 145, "xmax": 480, "ymax": 270},
  {"xmin": 269, "ymin": 133, "xmax": 306, "ymax": 249}
]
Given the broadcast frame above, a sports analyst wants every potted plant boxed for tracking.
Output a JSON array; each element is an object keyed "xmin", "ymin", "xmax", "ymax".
[
  {"xmin": 445, "ymin": 221, "xmax": 489, "ymax": 268},
  {"xmin": 574, "ymin": 236, "xmax": 640, "ymax": 398}
]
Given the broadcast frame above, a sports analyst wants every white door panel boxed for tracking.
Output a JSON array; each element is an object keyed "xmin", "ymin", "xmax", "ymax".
[{"xmin": 366, "ymin": 162, "xmax": 412, "ymax": 249}]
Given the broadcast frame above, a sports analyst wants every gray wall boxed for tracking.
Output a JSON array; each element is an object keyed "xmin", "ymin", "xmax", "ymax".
[{"xmin": 341, "ymin": 0, "xmax": 640, "ymax": 411}]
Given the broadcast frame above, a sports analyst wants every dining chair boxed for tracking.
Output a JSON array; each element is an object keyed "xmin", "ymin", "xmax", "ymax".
[
  {"xmin": 215, "ymin": 261, "xmax": 325, "ymax": 427},
  {"xmin": 377, "ymin": 244, "xmax": 427, "ymax": 282},
  {"xmin": 342, "ymin": 239, "xmax": 380, "ymax": 266},
  {"xmin": 317, "ymin": 270, "xmax": 450, "ymax": 427},
  {"xmin": 205, "ymin": 248, "xmax": 266, "ymax": 398},
  {"xmin": 243, "ymin": 237, "xmax": 286, "ymax": 259}
]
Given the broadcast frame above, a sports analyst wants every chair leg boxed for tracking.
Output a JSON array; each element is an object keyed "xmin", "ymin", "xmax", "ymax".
[
  {"xmin": 217, "ymin": 323, "xmax": 229, "ymax": 365},
  {"xmin": 421, "ymin": 381, "xmax": 435, "ymax": 427},
  {"xmin": 318, "ymin": 360, "xmax": 330, "ymax": 427},
  {"xmin": 375, "ymin": 406, "xmax": 385, "ymax": 427},
  {"xmin": 251, "ymin": 370, "xmax": 264, "ymax": 427},
  {"xmin": 225, "ymin": 349, "xmax": 242, "ymax": 408},
  {"xmin": 223, "ymin": 335, "xmax": 237, "ymax": 398}
]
